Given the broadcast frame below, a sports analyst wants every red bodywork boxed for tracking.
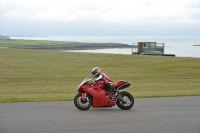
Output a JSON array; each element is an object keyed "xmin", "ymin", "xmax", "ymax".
[{"xmin": 77, "ymin": 78, "xmax": 129, "ymax": 108}]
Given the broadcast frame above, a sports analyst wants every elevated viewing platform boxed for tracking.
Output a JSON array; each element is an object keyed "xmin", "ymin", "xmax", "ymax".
[{"xmin": 131, "ymin": 42, "xmax": 175, "ymax": 57}]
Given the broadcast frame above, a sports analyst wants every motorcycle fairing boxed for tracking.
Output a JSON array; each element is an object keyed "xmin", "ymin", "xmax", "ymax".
[{"xmin": 80, "ymin": 86, "xmax": 115, "ymax": 107}]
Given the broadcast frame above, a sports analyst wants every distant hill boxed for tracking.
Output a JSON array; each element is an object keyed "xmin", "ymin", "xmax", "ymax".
[{"xmin": 0, "ymin": 35, "xmax": 10, "ymax": 39}]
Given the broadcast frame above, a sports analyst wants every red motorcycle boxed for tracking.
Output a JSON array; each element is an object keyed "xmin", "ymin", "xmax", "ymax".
[{"xmin": 74, "ymin": 78, "xmax": 134, "ymax": 110}]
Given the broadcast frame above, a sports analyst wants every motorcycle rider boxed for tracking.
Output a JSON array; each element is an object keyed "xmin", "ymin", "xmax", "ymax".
[{"xmin": 92, "ymin": 67, "xmax": 119, "ymax": 97}]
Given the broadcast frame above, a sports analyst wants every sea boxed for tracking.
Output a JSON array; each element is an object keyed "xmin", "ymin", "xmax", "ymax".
[{"xmin": 10, "ymin": 36, "xmax": 200, "ymax": 58}]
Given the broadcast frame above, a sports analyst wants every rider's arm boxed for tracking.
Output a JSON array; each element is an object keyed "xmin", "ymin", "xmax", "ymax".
[
  {"xmin": 95, "ymin": 74, "xmax": 103, "ymax": 82},
  {"xmin": 94, "ymin": 73, "xmax": 110, "ymax": 84}
]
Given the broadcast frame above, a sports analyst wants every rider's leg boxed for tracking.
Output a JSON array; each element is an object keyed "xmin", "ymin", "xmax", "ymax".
[
  {"xmin": 107, "ymin": 84, "xmax": 119, "ymax": 97},
  {"xmin": 107, "ymin": 84, "xmax": 127, "ymax": 103}
]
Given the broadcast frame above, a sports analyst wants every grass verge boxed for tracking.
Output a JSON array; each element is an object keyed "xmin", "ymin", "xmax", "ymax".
[{"xmin": 0, "ymin": 48, "xmax": 200, "ymax": 102}]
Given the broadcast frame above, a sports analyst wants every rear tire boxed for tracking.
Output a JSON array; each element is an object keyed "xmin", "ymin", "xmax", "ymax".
[
  {"xmin": 116, "ymin": 91, "xmax": 134, "ymax": 110},
  {"xmin": 74, "ymin": 93, "xmax": 92, "ymax": 110}
]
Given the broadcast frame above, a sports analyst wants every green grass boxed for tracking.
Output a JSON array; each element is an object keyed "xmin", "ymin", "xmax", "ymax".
[
  {"xmin": 0, "ymin": 48, "xmax": 200, "ymax": 102},
  {"xmin": 0, "ymin": 39, "xmax": 127, "ymax": 47}
]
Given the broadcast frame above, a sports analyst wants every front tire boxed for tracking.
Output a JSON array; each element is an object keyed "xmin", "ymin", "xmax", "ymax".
[
  {"xmin": 74, "ymin": 93, "xmax": 92, "ymax": 110},
  {"xmin": 116, "ymin": 91, "xmax": 134, "ymax": 110}
]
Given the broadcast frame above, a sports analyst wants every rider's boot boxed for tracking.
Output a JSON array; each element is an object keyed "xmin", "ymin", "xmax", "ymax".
[
  {"xmin": 112, "ymin": 89, "xmax": 119, "ymax": 97},
  {"xmin": 108, "ymin": 84, "xmax": 127, "ymax": 103},
  {"xmin": 107, "ymin": 84, "xmax": 119, "ymax": 97},
  {"xmin": 107, "ymin": 84, "xmax": 126, "ymax": 102}
]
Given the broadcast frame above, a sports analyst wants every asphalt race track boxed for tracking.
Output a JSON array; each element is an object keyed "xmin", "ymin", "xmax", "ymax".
[{"xmin": 0, "ymin": 96, "xmax": 200, "ymax": 133}]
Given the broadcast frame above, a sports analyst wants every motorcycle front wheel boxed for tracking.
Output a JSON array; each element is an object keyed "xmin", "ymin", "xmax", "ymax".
[
  {"xmin": 116, "ymin": 91, "xmax": 134, "ymax": 110},
  {"xmin": 74, "ymin": 93, "xmax": 92, "ymax": 110}
]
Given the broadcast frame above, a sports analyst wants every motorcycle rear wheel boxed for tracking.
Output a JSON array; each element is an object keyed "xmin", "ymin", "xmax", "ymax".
[
  {"xmin": 116, "ymin": 91, "xmax": 134, "ymax": 110},
  {"xmin": 74, "ymin": 93, "xmax": 92, "ymax": 110}
]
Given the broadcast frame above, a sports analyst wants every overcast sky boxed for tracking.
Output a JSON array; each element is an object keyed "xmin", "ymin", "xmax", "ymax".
[{"xmin": 0, "ymin": 0, "xmax": 200, "ymax": 36}]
